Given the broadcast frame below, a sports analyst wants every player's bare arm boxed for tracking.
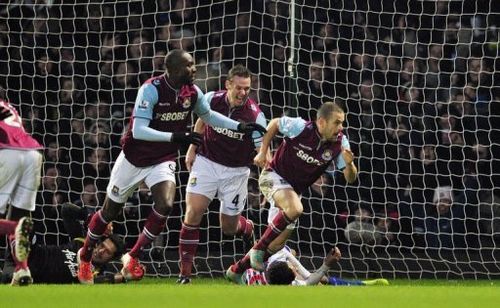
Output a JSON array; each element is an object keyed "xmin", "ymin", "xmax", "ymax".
[
  {"xmin": 323, "ymin": 247, "xmax": 341, "ymax": 268},
  {"xmin": 342, "ymin": 147, "xmax": 358, "ymax": 183},
  {"xmin": 303, "ymin": 247, "xmax": 341, "ymax": 286},
  {"xmin": 254, "ymin": 118, "xmax": 280, "ymax": 168},
  {"xmin": 185, "ymin": 118, "xmax": 205, "ymax": 172}
]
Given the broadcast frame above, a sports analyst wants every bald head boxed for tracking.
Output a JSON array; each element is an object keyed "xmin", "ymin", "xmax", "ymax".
[
  {"xmin": 165, "ymin": 49, "xmax": 188, "ymax": 73},
  {"xmin": 164, "ymin": 49, "xmax": 196, "ymax": 87}
]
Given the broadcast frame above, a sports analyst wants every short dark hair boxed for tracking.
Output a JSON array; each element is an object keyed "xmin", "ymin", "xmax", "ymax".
[
  {"xmin": 317, "ymin": 101, "xmax": 344, "ymax": 120},
  {"xmin": 227, "ymin": 64, "xmax": 251, "ymax": 80},
  {"xmin": 165, "ymin": 49, "xmax": 187, "ymax": 73},
  {"xmin": 265, "ymin": 261, "xmax": 296, "ymax": 285},
  {"xmin": 105, "ymin": 234, "xmax": 125, "ymax": 259}
]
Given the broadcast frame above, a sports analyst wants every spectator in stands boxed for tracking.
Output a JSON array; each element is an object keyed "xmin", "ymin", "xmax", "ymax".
[
  {"xmin": 344, "ymin": 204, "xmax": 376, "ymax": 246},
  {"xmin": 479, "ymin": 189, "xmax": 500, "ymax": 245},
  {"xmin": 127, "ymin": 34, "xmax": 154, "ymax": 82},
  {"xmin": 84, "ymin": 121, "xmax": 112, "ymax": 148},
  {"xmin": 36, "ymin": 164, "xmax": 68, "ymax": 212},
  {"xmin": 297, "ymin": 57, "xmax": 334, "ymax": 120},
  {"xmin": 152, "ymin": 50, "xmax": 167, "ymax": 77},
  {"xmin": 74, "ymin": 179, "xmax": 103, "ymax": 209},
  {"xmin": 424, "ymin": 185, "xmax": 466, "ymax": 249}
]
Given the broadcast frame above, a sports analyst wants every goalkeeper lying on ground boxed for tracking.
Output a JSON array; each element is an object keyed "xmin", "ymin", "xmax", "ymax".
[
  {"xmin": 1, "ymin": 203, "xmax": 126, "ymax": 284},
  {"xmin": 227, "ymin": 246, "xmax": 389, "ymax": 286}
]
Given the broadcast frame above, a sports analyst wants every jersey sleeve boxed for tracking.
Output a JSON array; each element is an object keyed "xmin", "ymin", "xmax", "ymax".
[
  {"xmin": 133, "ymin": 83, "xmax": 159, "ymax": 120},
  {"xmin": 278, "ymin": 116, "xmax": 307, "ymax": 139},
  {"xmin": 193, "ymin": 86, "xmax": 211, "ymax": 116},
  {"xmin": 252, "ymin": 111, "xmax": 267, "ymax": 148},
  {"xmin": 334, "ymin": 135, "xmax": 351, "ymax": 170}
]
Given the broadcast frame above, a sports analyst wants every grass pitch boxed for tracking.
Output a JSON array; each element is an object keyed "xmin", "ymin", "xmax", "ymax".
[{"xmin": 2, "ymin": 278, "xmax": 499, "ymax": 308}]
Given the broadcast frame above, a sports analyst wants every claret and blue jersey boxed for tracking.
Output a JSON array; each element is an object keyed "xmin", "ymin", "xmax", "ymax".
[
  {"xmin": 120, "ymin": 75, "xmax": 239, "ymax": 167},
  {"xmin": 269, "ymin": 116, "xmax": 351, "ymax": 193},
  {"xmin": 197, "ymin": 90, "xmax": 267, "ymax": 168}
]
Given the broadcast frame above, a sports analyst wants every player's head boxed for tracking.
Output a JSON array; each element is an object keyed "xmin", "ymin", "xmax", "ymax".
[
  {"xmin": 316, "ymin": 102, "xmax": 345, "ymax": 142},
  {"xmin": 165, "ymin": 49, "xmax": 196, "ymax": 86},
  {"xmin": 92, "ymin": 234, "xmax": 125, "ymax": 265},
  {"xmin": 225, "ymin": 64, "xmax": 252, "ymax": 107},
  {"xmin": 265, "ymin": 261, "xmax": 296, "ymax": 285}
]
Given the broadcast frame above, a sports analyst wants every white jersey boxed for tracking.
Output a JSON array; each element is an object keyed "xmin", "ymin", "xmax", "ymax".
[{"xmin": 242, "ymin": 246, "xmax": 309, "ymax": 286}]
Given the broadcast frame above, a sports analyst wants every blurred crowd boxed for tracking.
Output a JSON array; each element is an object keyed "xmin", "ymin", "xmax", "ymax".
[{"xmin": 0, "ymin": 0, "xmax": 499, "ymax": 252}]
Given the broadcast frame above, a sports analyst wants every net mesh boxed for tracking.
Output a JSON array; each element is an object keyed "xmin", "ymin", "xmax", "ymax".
[{"xmin": 1, "ymin": 0, "xmax": 499, "ymax": 279}]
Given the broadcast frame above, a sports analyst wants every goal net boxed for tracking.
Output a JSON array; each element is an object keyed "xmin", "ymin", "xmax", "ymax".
[{"xmin": 1, "ymin": 0, "xmax": 499, "ymax": 279}]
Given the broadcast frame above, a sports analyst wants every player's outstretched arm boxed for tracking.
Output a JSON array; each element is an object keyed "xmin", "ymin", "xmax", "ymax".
[
  {"xmin": 130, "ymin": 83, "xmax": 200, "ymax": 145},
  {"xmin": 303, "ymin": 247, "xmax": 341, "ymax": 286},
  {"xmin": 132, "ymin": 117, "xmax": 201, "ymax": 146}
]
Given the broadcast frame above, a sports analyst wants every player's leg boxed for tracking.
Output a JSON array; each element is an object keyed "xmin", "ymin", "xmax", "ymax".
[
  {"xmin": 0, "ymin": 149, "xmax": 41, "ymax": 220},
  {"xmin": 120, "ymin": 180, "xmax": 174, "ymax": 281},
  {"xmin": 327, "ymin": 276, "xmax": 389, "ymax": 286},
  {"xmin": 0, "ymin": 151, "xmax": 24, "ymax": 282},
  {"xmin": 220, "ymin": 213, "xmax": 254, "ymax": 242},
  {"xmin": 178, "ymin": 192, "xmax": 210, "ymax": 283},
  {"xmin": 249, "ymin": 187, "xmax": 302, "ymax": 271},
  {"xmin": 121, "ymin": 160, "xmax": 177, "ymax": 281},
  {"xmin": 79, "ymin": 196, "xmax": 123, "ymax": 260},
  {"xmin": 78, "ymin": 152, "xmax": 144, "ymax": 284},
  {"xmin": 0, "ymin": 219, "xmax": 18, "ymax": 235},
  {"xmin": 218, "ymin": 169, "xmax": 254, "ymax": 242},
  {"xmin": 229, "ymin": 197, "xmax": 295, "ymax": 277},
  {"xmin": 10, "ymin": 216, "xmax": 33, "ymax": 286},
  {"xmin": 3, "ymin": 150, "xmax": 41, "ymax": 286},
  {"xmin": 178, "ymin": 155, "xmax": 218, "ymax": 283}
]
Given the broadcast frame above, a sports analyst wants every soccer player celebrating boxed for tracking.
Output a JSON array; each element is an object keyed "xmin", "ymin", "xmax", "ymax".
[
  {"xmin": 177, "ymin": 65, "xmax": 266, "ymax": 284},
  {"xmin": 227, "ymin": 102, "xmax": 357, "ymax": 277},
  {"xmin": 77, "ymin": 49, "xmax": 266, "ymax": 284},
  {"xmin": 1, "ymin": 97, "xmax": 43, "ymax": 285}
]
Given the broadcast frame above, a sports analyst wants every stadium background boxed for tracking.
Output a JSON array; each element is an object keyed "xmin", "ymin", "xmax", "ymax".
[{"xmin": 0, "ymin": 0, "xmax": 499, "ymax": 279}]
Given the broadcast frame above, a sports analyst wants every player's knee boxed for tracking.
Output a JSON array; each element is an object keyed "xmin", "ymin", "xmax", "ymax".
[
  {"xmin": 221, "ymin": 227, "xmax": 238, "ymax": 236},
  {"xmin": 184, "ymin": 208, "xmax": 203, "ymax": 225},
  {"xmin": 268, "ymin": 242, "xmax": 286, "ymax": 254},
  {"xmin": 154, "ymin": 201, "xmax": 173, "ymax": 217},
  {"xmin": 102, "ymin": 199, "xmax": 124, "ymax": 221},
  {"xmin": 287, "ymin": 203, "xmax": 303, "ymax": 220}
]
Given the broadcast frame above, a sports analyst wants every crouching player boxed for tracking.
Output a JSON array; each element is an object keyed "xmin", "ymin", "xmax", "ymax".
[
  {"xmin": 1, "ymin": 203, "xmax": 126, "ymax": 284},
  {"xmin": 228, "ymin": 246, "xmax": 389, "ymax": 286}
]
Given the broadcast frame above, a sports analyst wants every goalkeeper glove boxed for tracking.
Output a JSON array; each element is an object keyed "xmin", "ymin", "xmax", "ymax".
[
  {"xmin": 237, "ymin": 122, "xmax": 267, "ymax": 135},
  {"xmin": 171, "ymin": 132, "xmax": 203, "ymax": 146}
]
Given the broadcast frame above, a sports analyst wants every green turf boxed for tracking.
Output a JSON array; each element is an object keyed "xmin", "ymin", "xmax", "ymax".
[{"xmin": 2, "ymin": 278, "xmax": 500, "ymax": 308}]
